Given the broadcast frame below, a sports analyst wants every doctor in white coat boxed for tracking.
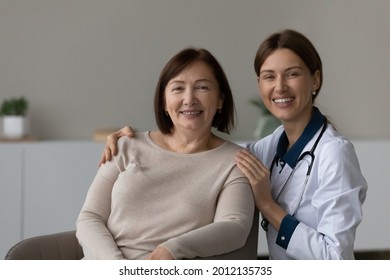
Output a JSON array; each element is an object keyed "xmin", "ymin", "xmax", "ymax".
[
  {"xmin": 235, "ymin": 29, "xmax": 367, "ymax": 259},
  {"xmin": 99, "ymin": 30, "xmax": 368, "ymax": 260}
]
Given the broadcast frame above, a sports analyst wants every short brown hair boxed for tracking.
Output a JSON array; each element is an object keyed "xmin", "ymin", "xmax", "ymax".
[
  {"xmin": 254, "ymin": 29, "xmax": 323, "ymax": 100},
  {"xmin": 154, "ymin": 48, "xmax": 236, "ymax": 134}
]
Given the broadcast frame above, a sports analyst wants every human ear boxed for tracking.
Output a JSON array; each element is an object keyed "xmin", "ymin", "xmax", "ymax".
[
  {"xmin": 217, "ymin": 92, "xmax": 224, "ymax": 110},
  {"xmin": 313, "ymin": 70, "xmax": 321, "ymax": 92}
]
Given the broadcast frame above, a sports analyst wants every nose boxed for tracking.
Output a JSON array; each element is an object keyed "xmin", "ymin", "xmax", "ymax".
[
  {"xmin": 183, "ymin": 87, "xmax": 197, "ymax": 105},
  {"xmin": 275, "ymin": 76, "xmax": 287, "ymax": 93}
]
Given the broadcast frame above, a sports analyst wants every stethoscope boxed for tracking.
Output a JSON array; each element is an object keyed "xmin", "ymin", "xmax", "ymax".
[{"xmin": 261, "ymin": 118, "xmax": 328, "ymax": 231}]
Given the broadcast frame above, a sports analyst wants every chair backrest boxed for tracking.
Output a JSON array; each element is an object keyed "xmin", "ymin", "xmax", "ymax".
[
  {"xmin": 5, "ymin": 230, "xmax": 84, "ymax": 260},
  {"xmin": 5, "ymin": 211, "xmax": 259, "ymax": 260}
]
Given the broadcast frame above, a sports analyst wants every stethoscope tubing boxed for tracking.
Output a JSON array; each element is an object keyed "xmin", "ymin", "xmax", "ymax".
[{"xmin": 261, "ymin": 119, "xmax": 328, "ymax": 231}]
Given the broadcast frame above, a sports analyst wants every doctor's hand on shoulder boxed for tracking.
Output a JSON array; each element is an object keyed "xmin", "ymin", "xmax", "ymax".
[
  {"xmin": 235, "ymin": 149, "xmax": 286, "ymax": 232},
  {"xmin": 99, "ymin": 126, "xmax": 135, "ymax": 166}
]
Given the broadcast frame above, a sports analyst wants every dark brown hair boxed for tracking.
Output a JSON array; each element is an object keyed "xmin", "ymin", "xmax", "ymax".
[
  {"xmin": 254, "ymin": 29, "xmax": 323, "ymax": 100},
  {"xmin": 154, "ymin": 48, "xmax": 236, "ymax": 134}
]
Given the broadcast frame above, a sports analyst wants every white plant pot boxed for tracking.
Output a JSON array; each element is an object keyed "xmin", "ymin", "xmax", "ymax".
[{"xmin": 2, "ymin": 116, "xmax": 28, "ymax": 138}]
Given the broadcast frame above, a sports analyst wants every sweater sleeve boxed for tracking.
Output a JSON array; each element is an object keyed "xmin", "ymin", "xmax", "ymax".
[
  {"xmin": 160, "ymin": 167, "xmax": 255, "ymax": 259},
  {"xmin": 76, "ymin": 143, "xmax": 128, "ymax": 260}
]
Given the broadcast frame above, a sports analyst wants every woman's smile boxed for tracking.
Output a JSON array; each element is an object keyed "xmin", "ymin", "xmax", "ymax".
[{"xmin": 180, "ymin": 110, "xmax": 203, "ymax": 116}]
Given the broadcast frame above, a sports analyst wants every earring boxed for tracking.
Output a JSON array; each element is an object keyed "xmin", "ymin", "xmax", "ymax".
[{"xmin": 312, "ymin": 91, "xmax": 316, "ymax": 96}]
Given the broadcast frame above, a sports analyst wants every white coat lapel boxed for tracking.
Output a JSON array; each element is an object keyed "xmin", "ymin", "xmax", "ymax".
[
  {"xmin": 271, "ymin": 161, "xmax": 293, "ymax": 201},
  {"xmin": 271, "ymin": 157, "xmax": 311, "ymax": 214}
]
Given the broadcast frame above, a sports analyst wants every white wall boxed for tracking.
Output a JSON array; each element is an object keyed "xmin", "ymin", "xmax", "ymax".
[{"xmin": 0, "ymin": 0, "xmax": 389, "ymax": 141}]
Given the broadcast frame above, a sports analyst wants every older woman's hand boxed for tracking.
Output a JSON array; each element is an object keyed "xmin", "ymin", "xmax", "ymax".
[{"xmin": 148, "ymin": 246, "xmax": 175, "ymax": 260}]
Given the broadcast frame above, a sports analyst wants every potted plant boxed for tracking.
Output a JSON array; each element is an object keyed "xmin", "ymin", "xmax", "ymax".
[
  {"xmin": 0, "ymin": 96, "xmax": 29, "ymax": 138},
  {"xmin": 249, "ymin": 97, "xmax": 281, "ymax": 139}
]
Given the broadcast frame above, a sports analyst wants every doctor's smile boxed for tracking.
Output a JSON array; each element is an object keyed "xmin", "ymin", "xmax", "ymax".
[{"xmin": 273, "ymin": 98, "xmax": 295, "ymax": 104}]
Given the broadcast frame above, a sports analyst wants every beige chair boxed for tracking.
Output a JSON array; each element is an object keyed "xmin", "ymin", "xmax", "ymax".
[{"xmin": 5, "ymin": 211, "xmax": 259, "ymax": 260}]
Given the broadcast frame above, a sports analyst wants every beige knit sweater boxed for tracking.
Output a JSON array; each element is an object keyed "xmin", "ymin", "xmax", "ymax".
[{"xmin": 76, "ymin": 132, "xmax": 254, "ymax": 259}]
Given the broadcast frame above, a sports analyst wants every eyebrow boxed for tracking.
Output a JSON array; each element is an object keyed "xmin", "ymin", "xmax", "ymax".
[
  {"xmin": 260, "ymin": 66, "xmax": 303, "ymax": 74},
  {"xmin": 168, "ymin": 78, "xmax": 213, "ymax": 85}
]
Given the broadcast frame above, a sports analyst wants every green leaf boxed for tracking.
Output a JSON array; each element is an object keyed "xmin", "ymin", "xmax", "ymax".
[{"xmin": 0, "ymin": 97, "xmax": 29, "ymax": 116}]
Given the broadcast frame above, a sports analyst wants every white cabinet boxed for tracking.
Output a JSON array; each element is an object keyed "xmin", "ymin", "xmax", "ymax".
[
  {"xmin": 0, "ymin": 142, "xmax": 104, "ymax": 258},
  {"xmin": 352, "ymin": 141, "xmax": 390, "ymax": 251},
  {"xmin": 23, "ymin": 142, "xmax": 104, "ymax": 237},
  {"xmin": 0, "ymin": 144, "xmax": 23, "ymax": 258}
]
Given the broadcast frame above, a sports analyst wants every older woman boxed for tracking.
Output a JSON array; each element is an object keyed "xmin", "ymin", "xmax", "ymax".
[{"xmin": 76, "ymin": 48, "xmax": 254, "ymax": 260}]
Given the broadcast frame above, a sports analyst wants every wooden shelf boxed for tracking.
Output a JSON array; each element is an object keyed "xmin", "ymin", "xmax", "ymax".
[
  {"xmin": 0, "ymin": 135, "xmax": 38, "ymax": 142},
  {"xmin": 93, "ymin": 128, "xmax": 119, "ymax": 142}
]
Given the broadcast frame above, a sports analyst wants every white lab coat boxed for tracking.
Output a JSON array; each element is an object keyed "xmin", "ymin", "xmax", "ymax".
[{"xmin": 248, "ymin": 123, "xmax": 367, "ymax": 259}]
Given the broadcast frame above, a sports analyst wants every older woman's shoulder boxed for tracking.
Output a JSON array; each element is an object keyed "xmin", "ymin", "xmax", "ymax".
[
  {"xmin": 116, "ymin": 131, "xmax": 149, "ymax": 151},
  {"xmin": 222, "ymin": 140, "xmax": 249, "ymax": 153}
]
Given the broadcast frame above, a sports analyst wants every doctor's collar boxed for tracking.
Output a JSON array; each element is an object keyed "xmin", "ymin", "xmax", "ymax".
[{"xmin": 275, "ymin": 107, "xmax": 325, "ymax": 169}]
